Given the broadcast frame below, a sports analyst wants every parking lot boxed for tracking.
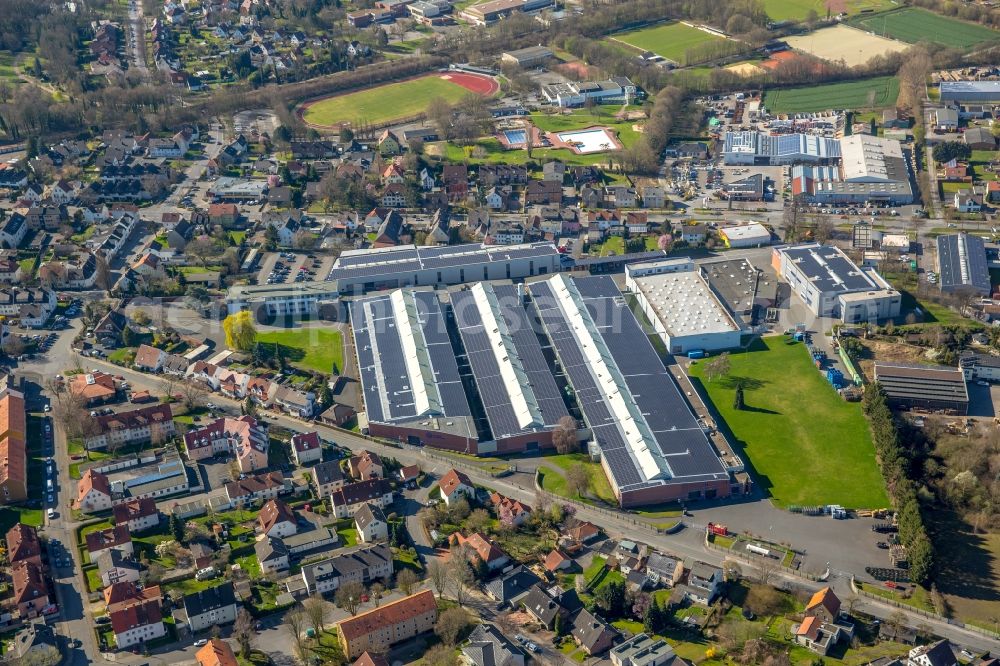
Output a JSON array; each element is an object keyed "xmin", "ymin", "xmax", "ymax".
[{"xmin": 256, "ymin": 251, "xmax": 336, "ymax": 285}]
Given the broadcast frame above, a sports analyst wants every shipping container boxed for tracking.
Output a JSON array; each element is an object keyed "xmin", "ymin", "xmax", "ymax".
[{"xmin": 687, "ymin": 349, "xmax": 706, "ymax": 359}]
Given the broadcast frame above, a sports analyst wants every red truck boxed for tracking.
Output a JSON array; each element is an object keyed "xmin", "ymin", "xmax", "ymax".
[{"xmin": 707, "ymin": 523, "xmax": 728, "ymax": 537}]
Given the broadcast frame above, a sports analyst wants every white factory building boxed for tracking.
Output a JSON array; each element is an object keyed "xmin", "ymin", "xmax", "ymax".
[
  {"xmin": 722, "ymin": 131, "xmax": 841, "ymax": 166},
  {"xmin": 772, "ymin": 243, "xmax": 901, "ymax": 323},
  {"xmin": 625, "ymin": 258, "xmax": 744, "ymax": 354}
]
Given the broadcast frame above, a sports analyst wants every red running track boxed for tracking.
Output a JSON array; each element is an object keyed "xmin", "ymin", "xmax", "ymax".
[{"xmin": 439, "ymin": 71, "xmax": 499, "ymax": 96}]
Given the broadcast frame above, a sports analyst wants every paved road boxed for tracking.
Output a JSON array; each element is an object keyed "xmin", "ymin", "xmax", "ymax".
[{"xmin": 126, "ymin": 0, "xmax": 149, "ymax": 79}]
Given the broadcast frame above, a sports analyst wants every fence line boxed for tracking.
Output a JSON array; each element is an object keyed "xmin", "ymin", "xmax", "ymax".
[{"xmin": 704, "ymin": 535, "xmax": 819, "ymax": 582}]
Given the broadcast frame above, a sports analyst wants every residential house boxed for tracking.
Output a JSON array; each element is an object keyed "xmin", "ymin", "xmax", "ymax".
[
  {"xmin": 208, "ymin": 203, "xmax": 239, "ymax": 226},
  {"xmin": 0, "ymin": 213, "xmax": 28, "ymax": 249},
  {"xmin": 336, "ymin": 589, "xmax": 437, "ymax": 659},
  {"xmin": 398, "ymin": 465, "xmax": 420, "ymax": 486},
  {"xmin": 490, "ymin": 492, "xmax": 530, "ymax": 527},
  {"xmin": 77, "ymin": 469, "xmax": 114, "ymax": 512},
  {"xmin": 329, "ymin": 479, "xmax": 394, "ymax": 518},
  {"xmin": 522, "ymin": 585, "xmax": 564, "ymax": 629},
  {"xmin": 372, "ymin": 209, "xmax": 404, "ymax": 248},
  {"xmin": 96, "ymin": 548, "xmax": 142, "ymax": 587},
  {"xmin": 291, "ymin": 431, "xmax": 323, "ymax": 466},
  {"xmin": 644, "ymin": 552, "xmax": 683, "ymax": 588},
  {"xmin": 84, "ymin": 403, "xmax": 175, "ymax": 451},
  {"xmin": 259, "ymin": 499, "xmax": 298, "ymax": 538},
  {"xmin": 640, "ymin": 186, "xmax": 666, "ymax": 209},
  {"xmin": 348, "ymin": 450, "xmax": 384, "ymax": 480},
  {"xmin": 354, "ymin": 503, "xmax": 388, "ymax": 543},
  {"xmin": 225, "ymin": 472, "xmax": 286, "ymax": 507},
  {"xmin": 954, "ymin": 189, "xmax": 983, "ymax": 213},
  {"xmin": 271, "ymin": 386, "xmax": 316, "ymax": 418},
  {"xmin": 965, "ymin": 127, "xmax": 996, "ymax": 151},
  {"xmin": 450, "ymin": 532, "xmax": 510, "ymax": 572},
  {"xmin": 6, "ymin": 523, "xmax": 42, "ymax": 569},
  {"xmin": 299, "ymin": 543, "xmax": 393, "ymax": 596},
  {"xmin": 378, "ymin": 131, "xmax": 402, "ymax": 156},
  {"xmin": 438, "ymin": 469, "xmax": 474, "ymax": 506},
  {"xmin": 183, "ymin": 416, "xmax": 269, "ymax": 473},
  {"xmin": 544, "ymin": 549, "xmax": 572, "ymax": 573},
  {"xmin": 610, "ymin": 634, "xmax": 685, "ymax": 666},
  {"xmin": 10, "ymin": 620, "xmax": 59, "ymax": 662},
  {"xmin": 483, "ymin": 565, "xmax": 540, "ymax": 607},
  {"xmin": 68, "ymin": 371, "xmax": 118, "ymax": 406},
  {"xmin": 525, "ymin": 180, "xmax": 562, "ymax": 205},
  {"xmin": 804, "ymin": 587, "xmax": 841, "ymax": 623},
  {"xmin": 571, "ymin": 608, "xmax": 615, "ymax": 655},
  {"xmin": 462, "ymin": 623, "xmax": 526, "ymax": 666},
  {"xmin": 381, "ymin": 183, "xmax": 407, "ymax": 208},
  {"xmin": 196, "ymin": 638, "xmax": 240, "ymax": 666},
  {"xmin": 85, "ymin": 525, "xmax": 134, "ymax": 559},
  {"xmin": 312, "ymin": 460, "xmax": 346, "ymax": 498},
  {"xmin": 792, "ymin": 615, "xmax": 854, "ymax": 657},
  {"xmin": 134, "ymin": 344, "xmax": 168, "ymax": 372},
  {"xmin": 12, "ymin": 561, "xmax": 51, "ymax": 618},
  {"xmin": 93, "ymin": 309, "xmax": 131, "ymax": 347},
  {"xmin": 907, "ymin": 641, "xmax": 958, "ymax": 666},
  {"xmin": 255, "ymin": 537, "xmax": 290, "ymax": 574},
  {"xmin": 177, "ymin": 582, "xmax": 239, "ymax": 633},
  {"xmin": 679, "ymin": 224, "xmax": 708, "ymax": 245},
  {"xmin": 112, "ymin": 498, "xmax": 160, "ymax": 533},
  {"xmin": 683, "ymin": 562, "xmax": 723, "ymax": 605}
]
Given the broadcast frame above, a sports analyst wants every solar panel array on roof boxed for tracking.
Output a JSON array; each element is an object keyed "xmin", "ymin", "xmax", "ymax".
[
  {"xmin": 452, "ymin": 283, "xmax": 568, "ymax": 441},
  {"xmin": 328, "ymin": 242, "xmax": 558, "ymax": 281},
  {"xmin": 529, "ymin": 275, "xmax": 729, "ymax": 494},
  {"xmin": 782, "ymin": 244, "xmax": 876, "ymax": 293},
  {"xmin": 350, "ymin": 290, "xmax": 471, "ymax": 425},
  {"xmin": 936, "ymin": 233, "xmax": 990, "ymax": 294}
]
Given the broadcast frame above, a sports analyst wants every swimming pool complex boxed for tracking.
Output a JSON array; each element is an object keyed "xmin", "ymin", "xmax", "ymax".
[
  {"xmin": 556, "ymin": 128, "xmax": 616, "ymax": 154},
  {"xmin": 503, "ymin": 129, "xmax": 528, "ymax": 145}
]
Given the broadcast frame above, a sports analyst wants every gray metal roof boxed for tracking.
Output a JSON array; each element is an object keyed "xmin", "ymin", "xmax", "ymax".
[
  {"xmin": 329, "ymin": 242, "xmax": 558, "ymax": 281},
  {"xmin": 936, "ymin": 233, "xmax": 991, "ymax": 294},
  {"xmin": 873, "ymin": 362, "xmax": 969, "ymax": 406},
  {"xmin": 781, "ymin": 244, "xmax": 879, "ymax": 293}
]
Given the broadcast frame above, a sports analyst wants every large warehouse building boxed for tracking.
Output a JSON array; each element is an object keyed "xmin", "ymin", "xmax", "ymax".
[
  {"xmin": 873, "ymin": 362, "xmax": 969, "ymax": 415},
  {"xmin": 936, "ymin": 232, "xmax": 991, "ymax": 295},
  {"xmin": 773, "ymin": 243, "xmax": 901, "ymax": 322},
  {"xmin": 939, "ymin": 80, "xmax": 1000, "ymax": 103},
  {"xmin": 625, "ymin": 258, "xmax": 744, "ymax": 354},
  {"xmin": 351, "ymin": 289, "xmax": 478, "ymax": 451},
  {"xmin": 451, "ymin": 282, "xmax": 570, "ymax": 454},
  {"xmin": 801, "ymin": 134, "xmax": 914, "ymax": 205},
  {"xmin": 328, "ymin": 242, "xmax": 561, "ymax": 295},
  {"xmin": 722, "ymin": 131, "xmax": 841, "ymax": 166},
  {"xmin": 529, "ymin": 274, "xmax": 740, "ymax": 507}
]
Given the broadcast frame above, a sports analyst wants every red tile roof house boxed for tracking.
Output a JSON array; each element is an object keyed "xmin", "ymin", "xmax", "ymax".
[
  {"xmin": 804, "ymin": 587, "xmax": 841, "ymax": 623},
  {"xmin": 450, "ymin": 532, "xmax": 510, "ymax": 572},
  {"xmin": 77, "ymin": 469, "xmax": 114, "ymax": 513},
  {"xmin": 183, "ymin": 416, "xmax": 269, "ymax": 473},
  {"xmin": 290, "ymin": 431, "xmax": 322, "ymax": 466},
  {"xmin": 544, "ymin": 549, "xmax": 572, "ymax": 573},
  {"xmin": 258, "ymin": 499, "xmax": 298, "ymax": 538},
  {"xmin": 109, "ymin": 589, "xmax": 165, "ymax": 649},
  {"xmin": 348, "ymin": 450, "xmax": 383, "ymax": 480},
  {"xmin": 397, "ymin": 464, "xmax": 420, "ymax": 485},
  {"xmin": 336, "ymin": 589, "xmax": 438, "ymax": 659},
  {"xmin": 85, "ymin": 525, "xmax": 134, "ymax": 559},
  {"xmin": 490, "ymin": 492, "xmax": 531, "ymax": 527},
  {"xmin": 6, "ymin": 523, "xmax": 43, "ymax": 569},
  {"xmin": 112, "ymin": 497, "xmax": 160, "ymax": 534},
  {"xmin": 12, "ymin": 561, "xmax": 51, "ymax": 618},
  {"xmin": 133, "ymin": 344, "xmax": 167, "ymax": 372},
  {"xmin": 438, "ymin": 469, "xmax": 474, "ymax": 506},
  {"xmin": 225, "ymin": 471, "xmax": 286, "ymax": 507},
  {"xmin": 68, "ymin": 371, "xmax": 118, "ymax": 406}
]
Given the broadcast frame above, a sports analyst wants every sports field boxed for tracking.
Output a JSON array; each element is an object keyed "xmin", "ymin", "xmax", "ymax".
[
  {"xmin": 848, "ymin": 7, "xmax": 1000, "ymax": 49},
  {"xmin": 689, "ymin": 336, "xmax": 888, "ymax": 509},
  {"xmin": 763, "ymin": 75, "xmax": 899, "ymax": 114},
  {"xmin": 762, "ymin": 0, "xmax": 894, "ymax": 22},
  {"xmin": 300, "ymin": 72, "xmax": 498, "ymax": 128},
  {"xmin": 613, "ymin": 22, "xmax": 724, "ymax": 63},
  {"xmin": 785, "ymin": 24, "xmax": 909, "ymax": 66}
]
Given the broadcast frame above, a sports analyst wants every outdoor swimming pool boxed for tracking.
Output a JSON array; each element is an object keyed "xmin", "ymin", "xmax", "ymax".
[
  {"xmin": 556, "ymin": 128, "xmax": 616, "ymax": 154},
  {"xmin": 503, "ymin": 129, "xmax": 527, "ymax": 145}
]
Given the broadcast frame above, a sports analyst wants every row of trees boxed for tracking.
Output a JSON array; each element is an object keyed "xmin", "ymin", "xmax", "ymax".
[{"xmin": 861, "ymin": 383, "xmax": 934, "ymax": 585}]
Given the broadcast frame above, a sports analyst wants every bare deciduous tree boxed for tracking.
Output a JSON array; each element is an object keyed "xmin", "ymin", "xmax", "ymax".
[
  {"xmin": 304, "ymin": 594, "xmax": 330, "ymax": 634},
  {"xmin": 233, "ymin": 608, "xmax": 255, "ymax": 657},
  {"xmin": 428, "ymin": 559, "xmax": 448, "ymax": 598},
  {"xmin": 396, "ymin": 568, "xmax": 419, "ymax": 596},
  {"xmin": 552, "ymin": 415, "xmax": 578, "ymax": 454}
]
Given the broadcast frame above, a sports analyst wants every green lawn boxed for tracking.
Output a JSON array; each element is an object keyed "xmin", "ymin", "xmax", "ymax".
[
  {"xmin": 256, "ymin": 328, "xmax": 344, "ymax": 374},
  {"xmin": 538, "ymin": 452, "xmax": 617, "ymax": 504},
  {"xmin": 762, "ymin": 0, "xmax": 895, "ymax": 21},
  {"xmin": 302, "ymin": 75, "xmax": 481, "ymax": 128},
  {"xmin": 764, "ymin": 76, "xmax": 899, "ymax": 114},
  {"xmin": 335, "ymin": 518, "xmax": 358, "ymax": 547},
  {"xmin": 613, "ymin": 22, "xmax": 725, "ymax": 63},
  {"xmin": 848, "ymin": 7, "xmax": 1000, "ymax": 49},
  {"xmin": 0, "ymin": 506, "xmax": 43, "ymax": 533},
  {"xmin": 689, "ymin": 337, "xmax": 887, "ymax": 508}
]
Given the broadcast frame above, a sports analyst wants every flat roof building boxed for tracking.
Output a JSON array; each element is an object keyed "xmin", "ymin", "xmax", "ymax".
[
  {"xmin": 792, "ymin": 135, "xmax": 914, "ymax": 205},
  {"xmin": 502, "ymin": 46, "xmax": 554, "ymax": 68},
  {"xmin": 451, "ymin": 283, "xmax": 570, "ymax": 454},
  {"xmin": 542, "ymin": 77, "xmax": 639, "ymax": 108},
  {"xmin": 625, "ymin": 259, "xmax": 744, "ymax": 355},
  {"xmin": 940, "ymin": 80, "xmax": 1000, "ymax": 103},
  {"xmin": 528, "ymin": 274, "xmax": 735, "ymax": 507},
  {"xmin": 351, "ymin": 289, "xmax": 477, "ymax": 452},
  {"xmin": 772, "ymin": 243, "xmax": 901, "ymax": 323},
  {"xmin": 874, "ymin": 363, "xmax": 969, "ymax": 415},
  {"xmin": 611, "ymin": 633, "xmax": 686, "ymax": 666},
  {"xmin": 461, "ymin": 0, "xmax": 553, "ymax": 24},
  {"xmin": 718, "ymin": 223, "xmax": 771, "ymax": 248},
  {"xmin": 936, "ymin": 233, "xmax": 990, "ymax": 295},
  {"xmin": 722, "ymin": 132, "xmax": 840, "ymax": 166}
]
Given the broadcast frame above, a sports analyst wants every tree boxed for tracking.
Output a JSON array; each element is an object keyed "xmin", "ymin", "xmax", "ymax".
[
  {"xmin": 180, "ymin": 381, "xmax": 208, "ymax": 411},
  {"xmin": 435, "ymin": 606, "xmax": 471, "ymax": 646},
  {"xmin": 186, "ymin": 237, "xmax": 220, "ymax": 266},
  {"xmin": 223, "ymin": 311, "xmax": 257, "ymax": 351},
  {"xmin": 428, "ymin": 559, "xmax": 449, "ymax": 598},
  {"xmin": 170, "ymin": 513, "xmax": 185, "ymax": 543},
  {"xmin": 234, "ymin": 608, "xmax": 255, "ymax": 657},
  {"xmin": 596, "ymin": 579, "xmax": 627, "ymax": 618},
  {"xmin": 553, "ymin": 610, "xmax": 565, "ymax": 636},
  {"xmin": 335, "ymin": 581, "xmax": 365, "ymax": 615},
  {"xmin": 733, "ymin": 383, "xmax": 745, "ymax": 411},
  {"xmin": 466, "ymin": 508, "xmax": 491, "ymax": 533},
  {"xmin": 755, "ymin": 558, "xmax": 780, "ymax": 586},
  {"xmin": 285, "ymin": 608, "xmax": 307, "ymax": 656},
  {"xmin": 565, "ymin": 463, "xmax": 591, "ymax": 498},
  {"xmin": 397, "ymin": 568, "xmax": 419, "ymax": 595},
  {"xmin": 932, "ymin": 141, "xmax": 971, "ymax": 164},
  {"xmin": 552, "ymin": 415, "xmax": 578, "ymax": 454},
  {"xmin": 657, "ymin": 234, "xmax": 672, "ymax": 252},
  {"xmin": 339, "ymin": 127, "xmax": 355, "ymax": 143},
  {"xmin": 703, "ymin": 352, "xmax": 731, "ymax": 382},
  {"xmin": 2, "ymin": 335, "xmax": 25, "ymax": 359},
  {"xmin": 814, "ymin": 217, "xmax": 835, "ymax": 245},
  {"xmin": 424, "ymin": 644, "xmax": 459, "ymax": 666},
  {"xmin": 304, "ymin": 594, "xmax": 330, "ymax": 634},
  {"xmin": 448, "ymin": 552, "xmax": 474, "ymax": 606},
  {"xmin": 745, "ymin": 584, "xmax": 784, "ymax": 616},
  {"xmin": 94, "ymin": 254, "xmax": 112, "ymax": 292}
]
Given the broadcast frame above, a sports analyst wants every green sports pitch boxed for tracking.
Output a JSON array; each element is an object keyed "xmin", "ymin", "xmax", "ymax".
[
  {"xmin": 301, "ymin": 75, "xmax": 478, "ymax": 128},
  {"xmin": 848, "ymin": 7, "xmax": 1000, "ymax": 49},
  {"xmin": 761, "ymin": 0, "xmax": 894, "ymax": 22},
  {"xmin": 612, "ymin": 22, "xmax": 724, "ymax": 64},
  {"xmin": 763, "ymin": 76, "xmax": 899, "ymax": 114}
]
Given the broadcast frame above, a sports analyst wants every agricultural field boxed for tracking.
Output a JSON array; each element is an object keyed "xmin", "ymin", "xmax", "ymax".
[
  {"xmin": 612, "ymin": 22, "xmax": 724, "ymax": 64},
  {"xmin": 763, "ymin": 75, "xmax": 899, "ymax": 114},
  {"xmin": 762, "ymin": 0, "xmax": 895, "ymax": 22},
  {"xmin": 848, "ymin": 7, "xmax": 1000, "ymax": 49},
  {"xmin": 300, "ymin": 72, "xmax": 497, "ymax": 128},
  {"xmin": 689, "ymin": 336, "xmax": 888, "ymax": 509},
  {"xmin": 785, "ymin": 24, "xmax": 908, "ymax": 66}
]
